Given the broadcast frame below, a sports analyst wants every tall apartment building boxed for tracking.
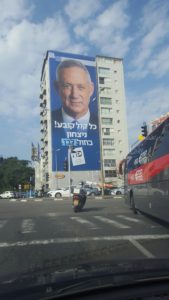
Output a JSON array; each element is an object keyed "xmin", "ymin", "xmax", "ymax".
[{"xmin": 38, "ymin": 51, "xmax": 128, "ymax": 191}]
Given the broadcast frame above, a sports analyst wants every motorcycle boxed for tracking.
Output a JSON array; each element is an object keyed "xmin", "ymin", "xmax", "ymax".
[{"xmin": 73, "ymin": 188, "xmax": 86, "ymax": 213}]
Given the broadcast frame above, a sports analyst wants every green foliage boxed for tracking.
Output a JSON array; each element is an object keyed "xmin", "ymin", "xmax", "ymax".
[{"xmin": 0, "ymin": 157, "xmax": 34, "ymax": 193}]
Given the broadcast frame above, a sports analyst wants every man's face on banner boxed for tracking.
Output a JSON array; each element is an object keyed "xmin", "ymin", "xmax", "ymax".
[{"xmin": 56, "ymin": 66, "xmax": 94, "ymax": 119}]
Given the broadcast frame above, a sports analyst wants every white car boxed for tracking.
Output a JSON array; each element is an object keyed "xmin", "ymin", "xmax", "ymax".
[
  {"xmin": 47, "ymin": 188, "xmax": 72, "ymax": 198},
  {"xmin": 0, "ymin": 191, "xmax": 15, "ymax": 199},
  {"xmin": 110, "ymin": 187, "xmax": 125, "ymax": 196}
]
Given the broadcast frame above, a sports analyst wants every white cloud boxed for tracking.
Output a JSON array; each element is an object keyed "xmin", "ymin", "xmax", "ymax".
[
  {"xmin": 0, "ymin": 0, "xmax": 33, "ymax": 22},
  {"xmin": 140, "ymin": 0, "xmax": 169, "ymax": 32},
  {"xmin": 96, "ymin": 0, "xmax": 129, "ymax": 30},
  {"xmin": 127, "ymin": 86, "xmax": 169, "ymax": 145},
  {"xmin": 74, "ymin": 0, "xmax": 131, "ymax": 57},
  {"xmin": 64, "ymin": 0, "xmax": 102, "ymax": 23},
  {"xmin": 0, "ymin": 0, "xmax": 34, "ymax": 36},
  {"xmin": 98, "ymin": 35, "xmax": 132, "ymax": 58},
  {"xmin": 132, "ymin": 20, "xmax": 169, "ymax": 69},
  {"xmin": 0, "ymin": 14, "xmax": 73, "ymax": 119},
  {"xmin": 130, "ymin": 0, "xmax": 169, "ymax": 78},
  {"xmin": 148, "ymin": 46, "xmax": 169, "ymax": 77}
]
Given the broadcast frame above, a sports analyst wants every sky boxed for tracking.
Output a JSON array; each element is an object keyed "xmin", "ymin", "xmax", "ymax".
[{"xmin": 0, "ymin": 0, "xmax": 169, "ymax": 160}]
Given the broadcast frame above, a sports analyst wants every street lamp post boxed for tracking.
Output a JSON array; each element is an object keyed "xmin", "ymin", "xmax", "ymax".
[
  {"xmin": 55, "ymin": 148, "xmax": 60, "ymax": 188},
  {"xmin": 68, "ymin": 146, "xmax": 72, "ymax": 199},
  {"xmin": 68, "ymin": 146, "xmax": 76, "ymax": 199}
]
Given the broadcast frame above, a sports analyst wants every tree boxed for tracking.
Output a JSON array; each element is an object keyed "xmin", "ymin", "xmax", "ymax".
[{"xmin": 0, "ymin": 157, "xmax": 34, "ymax": 193}]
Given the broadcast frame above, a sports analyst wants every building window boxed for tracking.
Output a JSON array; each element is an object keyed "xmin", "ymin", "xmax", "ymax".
[
  {"xmin": 100, "ymin": 97, "xmax": 112, "ymax": 105},
  {"xmin": 100, "ymin": 87, "xmax": 111, "ymax": 94},
  {"xmin": 103, "ymin": 139, "xmax": 114, "ymax": 146},
  {"xmin": 105, "ymin": 170, "xmax": 117, "ymax": 177},
  {"xmin": 101, "ymin": 108, "xmax": 112, "ymax": 115},
  {"xmin": 102, "ymin": 118, "xmax": 113, "ymax": 125},
  {"xmin": 104, "ymin": 77, "xmax": 111, "ymax": 84},
  {"xmin": 115, "ymin": 100, "xmax": 119, "ymax": 104},
  {"xmin": 103, "ymin": 149, "xmax": 115, "ymax": 156},
  {"xmin": 104, "ymin": 159, "xmax": 116, "ymax": 167},
  {"xmin": 102, "ymin": 128, "xmax": 111, "ymax": 135},
  {"xmin": 99, "ymin": 77, "xmax": 105, "ymax": 84},
  {"xmin": 98, "ymin": 67, "xmax": 110, "ymax": 76},
  {"xmin": 117, "ymin": 120, "xmax": 120, "ymax": 124}
]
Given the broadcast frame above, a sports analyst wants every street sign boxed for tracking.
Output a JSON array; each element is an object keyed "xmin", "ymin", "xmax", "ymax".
[
  {"xmin": 23, "ymin": 184, "xmax": 29, "ymax": 190},
  {"xmin": 55, "ymin": 173, "xmax": 65, "ymax": 179},
  {"xmin": 71, "ymin": 147, "xmax": 85, "ymax": 166}
]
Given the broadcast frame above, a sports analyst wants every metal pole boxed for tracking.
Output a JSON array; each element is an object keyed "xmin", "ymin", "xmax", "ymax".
[
  {"xmin": 68, "ymin": 146, "xmax": 71, "ymax": 198},
  {"xmin": 29, "ymin": 176, "xmax": 32, "ymax": 198},
  {"xmin": 55, "ymin": 149, "xmax": 60, "ymax": 189},
  {"xmin": 101, "ymin": 158, "xmax": 104, "ymax": 197},
  {"xmin": 55, "ymin": 150, "xmax": 58, "ymax": 189},
  {"xmin": 95, "ymin": 64, "xmax": 105, "ymax": 198}
]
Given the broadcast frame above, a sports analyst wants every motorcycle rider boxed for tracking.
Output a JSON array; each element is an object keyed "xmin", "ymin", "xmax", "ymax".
[{"xmin": 73, "ymin": 181, "xmax": 87, "ymax": 210}]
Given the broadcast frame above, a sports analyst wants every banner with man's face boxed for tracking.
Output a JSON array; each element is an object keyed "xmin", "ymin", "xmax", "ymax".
[{"xmin": 49, "ymin": 51, "xmax": 100, "ymax": 171}]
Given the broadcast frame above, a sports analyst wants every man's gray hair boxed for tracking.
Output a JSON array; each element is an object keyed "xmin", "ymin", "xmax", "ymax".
[{"xmin": 56, "ymin": 59, "xmax": 92, "ymax": 83}]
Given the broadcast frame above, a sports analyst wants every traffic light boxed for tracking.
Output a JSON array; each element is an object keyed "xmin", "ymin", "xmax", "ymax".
[
  {"xmin": 46, "ymin": 173, "xmax": 49, "ymax": 181},
  {"xmin": 141, "ymin": 124, "xmax": 148, "ymax": 137},
  {"xmin": 64, "ymin": 159, "xmax": 68, "ymax": 171}
]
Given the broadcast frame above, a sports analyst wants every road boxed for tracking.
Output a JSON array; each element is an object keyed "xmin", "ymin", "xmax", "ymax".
[{"xmin": 0, "ymin": 195, "xmax": 169, "ymax": 281}]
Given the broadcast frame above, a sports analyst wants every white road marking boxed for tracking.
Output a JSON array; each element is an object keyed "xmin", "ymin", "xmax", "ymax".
[
  {"xmin": 117, "ymin": 215, "xmax": 143, "ymax": 223},
  {"xmin": 47, "ymin": 213, "xmax": 61, "ymax": 217},
  {"xmin": 71, "ymin": 217, "xmax": 99, "ymax": 229},
  {"xmin": 10, "ymin": 198, "xmax": 17, "ymax": 202},
  {"xmin": 21, "ymin": 199, "xmax": 27, "ymax": 202},
  {"xmin": 0, "ymin": 220, "xmax": 7, "ymax": 229},
  {"xmin": 129, "ymin": 239, "xmax": 155, "ymax": 258},
  {"xmin": 94, "ymin": 216, "xmax": 130, "ymax": 229},
  {"xmin": 0, "ymin": 234, "xmax": 169, "ymax": 248},
  {"xmin": 21, "ymin": 219, "xmax": 36, "ymax": 234},
  {"xmin": 34, "ymin": 199, "xmax": 43, "ymax": 202}
]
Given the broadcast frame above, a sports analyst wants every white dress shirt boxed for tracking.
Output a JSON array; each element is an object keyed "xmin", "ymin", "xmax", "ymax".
[{"xmin": 62, "ymin": 108, "xmax": 90, "ymax": 125}]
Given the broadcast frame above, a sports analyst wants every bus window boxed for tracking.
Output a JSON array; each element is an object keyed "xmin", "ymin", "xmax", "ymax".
[{"xmin": 151, "ymin": 122, "xmax": 169, "ymax": 161}]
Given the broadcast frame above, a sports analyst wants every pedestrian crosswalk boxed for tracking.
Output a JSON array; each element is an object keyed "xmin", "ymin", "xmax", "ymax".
[
  {"xmin": 70, "ymin": 216, "xmax": 99, "ymax": 230},
  {"xmin": 0, "ymin": 214, "xmax": 151, "ymax": 235},
  {"xmin": 21, "ymin": 219, "xmax": 36, "ymax": 234},
  {"xmin": 0, "ymin": 214, "xmax": 167, "ymax": 256},
  {"xmin": 94, "ymin": 216, "xmax": 130, "ymax": 229},
  {"xmin": 0, "ymin": 220, "xmax": 7, "ymax": 229}
]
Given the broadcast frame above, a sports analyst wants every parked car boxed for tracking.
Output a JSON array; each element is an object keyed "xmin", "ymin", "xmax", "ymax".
[
  {"xmin": 0, "ymin": 191, "xmax": 15, "ymax": 199},
  {"xmin": 47, "ymin": 187, "xmax": 72, "ymax": 198},
  {"xmin": 110, "ymin": 187, "xmax": 124, "ymax": 195},
  {"xmin": 85, "ymin": 187, "xmax": 101, "ymax": 197},
  {"xmin": 103, "ymin": 188, "xmax": 112, "ymax": 195}
]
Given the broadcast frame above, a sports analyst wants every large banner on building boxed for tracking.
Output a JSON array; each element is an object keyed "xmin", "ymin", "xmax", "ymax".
[{"xmin": 49, "ymin": 51, "xmax": 100, "ymax": 171}]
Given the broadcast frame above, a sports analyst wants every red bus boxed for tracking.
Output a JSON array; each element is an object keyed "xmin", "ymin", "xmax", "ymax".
[{"xmin": 124, "ymin": 116, "xmax": 169, "ymax": 222}]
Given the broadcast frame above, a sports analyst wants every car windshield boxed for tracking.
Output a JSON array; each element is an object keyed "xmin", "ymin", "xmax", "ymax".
[{"xmin": 1, "ymin": 0, "xmax": 169, "ymax": 299}]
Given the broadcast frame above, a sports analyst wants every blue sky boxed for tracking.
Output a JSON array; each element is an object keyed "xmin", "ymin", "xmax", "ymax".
[{"xmin": 0, "ymin": 0, "xmax": 169, "ymax": 160}]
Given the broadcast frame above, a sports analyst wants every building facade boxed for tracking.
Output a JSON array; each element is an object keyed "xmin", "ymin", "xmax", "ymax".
[{"xmin": 38, "ymin": 51, "xmax": 128, "ymax": 191}]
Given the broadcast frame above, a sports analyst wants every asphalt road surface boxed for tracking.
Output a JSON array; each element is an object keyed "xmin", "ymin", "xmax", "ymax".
[{"xmin": 0, "ymin": 195, "xmax": 169, "ymax": 281}]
